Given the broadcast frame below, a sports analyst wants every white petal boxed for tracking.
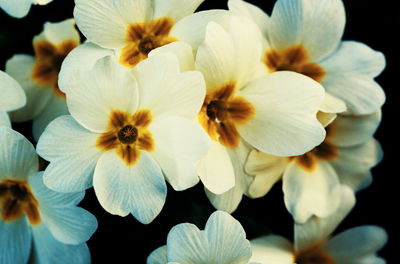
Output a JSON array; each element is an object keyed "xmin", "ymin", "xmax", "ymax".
[
  {"xmin": 66, "ymin": 56, "xmax": 139, "ymax": 132},
  {"xmin": 0, "ymin": 126, "xmax": 38, "ymax": 181},
  {"xmin": 267, "ymin": 0, "xmax": 345, "ymax": 61},
  {"xmin": 283, "ymin": 161, "xmax": 342, "ymax": 223},
  {"xmin": 74, "ymin": 0, "xmax": 150, "ymax": 48},
  {"xmin": 32, "ymin": 94, "xmax": 68, "ymax": 142},
  {"xmin": 332, "ymin": 139, "xmax": 383, "ymax": 191},
  {"xmin": 238, "ymin": 71, "xmax": 325, "ymax": 156},
  {"xmin": 249, "ymin": 235, "xmax": 294, "ymax": 264},
  {"xmin": 6, "ymin": 55, "xmax": 53, "ymax": 122},
  {"xmin": 319, "ymin": 93, "xmax": 347, "ymax": 114},
  {"xmin": 171, "ymin": 9, "xmax": 232, "ymax": 52},
  {"xmin": 294, "ymin": 186, "xmax": 355, "ymax": 250},
  {"xmin": 323, "ymin": 226, "xmax": 388, "ymax": 262},
  {"xmin": 329, "ymin": 112, "xmax": 382, "ymax": 148},
  {"xmin": 31, "ymin": 224, "xmax": 91, "ymax": 264},
  {"xmin": 245, "ymin": 150, "xmax": 286, "ymax": 198},
  {"xmin": 0, "ymin": 0, "xmax": 32, "ymax": 18},
  {"xmin": 149, "ymin": 41, "xmax": 195, "ymax": 72},
  {"xmin": 135, "ymin": 53, "xmax": 205, "ymax": 119},
  {"xmin": 195, "ymin": 21, "xmax": 235, "ymax": 91},
  {"xmin": 59, "ymin": 42, "xmax": 114, "ymax": 93},
  {"xmin": 93, "ymin": 151, "xmax": 167, "ymax": 224},
  {"xmin": 0, "ymin": 217, "xmax": 31, "ymax": 264},
  {"xmin": 0, "ymin": 111, "xmax": 10, "ymax": 127},
  {"xmin": 197, "ymin": 140, "xmax": 235, "ymax": 195},
  {"xmin": 37, "ymin": 115, "xmax": 102, "ymax": 192},
  {"xmin": 150, "ymin": 116, "xmax": 209, "ymax": 191},
  {"xmin": 0, "ymin": 70, "xmax": 26, "ymax": 112},
  {"xmin": 153, "ymin": 0, "xmax": 204, "ymax": 22},
  {"xmin": 33, "ymin": 19, "xmax": 80, "ymax": 45},
  {"xmin": 147, "ymin": 246, "xmax": 167, "ymax": 264}
]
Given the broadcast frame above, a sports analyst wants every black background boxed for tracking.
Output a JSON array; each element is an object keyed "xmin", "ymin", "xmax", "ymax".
[{"xmin": 0, "ymin": 0, "xmax": 397, "ymax": 263}]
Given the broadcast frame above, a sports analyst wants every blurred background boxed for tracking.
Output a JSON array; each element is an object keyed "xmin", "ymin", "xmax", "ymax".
[{"xmin": 1, "ymin": 0, "xmax": 397, "ymax": 262}]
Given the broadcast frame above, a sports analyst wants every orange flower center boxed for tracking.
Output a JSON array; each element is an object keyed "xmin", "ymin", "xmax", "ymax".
[
  {"xmin": 0, "ymin": 179, "xmax": 41, "ymax": 225},
  {"xmin": 96, "ymin": 110, "xmax": 154, "ymax": 166},
  {"xmin": 32, "ymin": 40, "xmax": 79, "ymax": 98},
  {"xmin": 120, "ymin": 17, "xmax": 177, "ymax": 68},
  {"xmin": 294, "ymin": 243, "xmax": 334, "ymax": 264},
  {"xmin": 198, "ymin": 83, "xmax": 254, "ymax": 149},
  {"xmin": 264, "ymin": 45, "xmax": 325, "ymax": 82}
]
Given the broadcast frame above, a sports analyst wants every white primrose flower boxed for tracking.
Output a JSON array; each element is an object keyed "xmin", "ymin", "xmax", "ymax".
[
  {"xmin": 246, "ymin": 111, "xmax": 383, "ymax": 223},
  {"xmin": 194, "ymin": 15, "xmax": 326, "ymax": 209},
  {"xmin": 0, "ymin": 126, "xmax": 97, "ymax": 264},
  {"xmin": 249, "ymin": 187, "xmax": 388, "ymax": 264},
  {"xmin": 147, "ymin": 210, "xmax": 253, "ymax": 264},
  {"xmin": 0, "ymin": 0, "xmax": 52, "ymax": 18},
  {"xmin": 6, "ymin": 19, "xmax": 80, "ymax": 141},
  {"xmin": 229, "ymin": 0, "xmax": 386, "ymax": 115},
  {"xmin": 37, "ymin": 54, "xmax": 209, "ymax": 224},
  {"xmin": 0, "ymin": 71, "xmax": 26, "ymax": 128}
]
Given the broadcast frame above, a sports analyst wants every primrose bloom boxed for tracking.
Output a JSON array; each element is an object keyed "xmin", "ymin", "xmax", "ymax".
[
  {"xmin": 147, "ymin": 210, "xmax": 252, "ymax": 264},
  {"xmin": 249, "ymin": 187, "xmax": 388, "ymax": 264},
  {"xmin": 229, "ymin": 0, "xmax": 386, "ymax": 115},
  {"xmin": 246, "ymin": 111, "xmax": 383, "ymax": 223},
  {"xmin": 37, "ymin": 54, "xmax": 209, "ymax": 224},
  {"xmin": 194, "ymin": 15, "xmax": 325, "ymax": 204},
  {"xmin": 6, "ymin": 19, "xmax": 80, "ymax": 141},
  {"xmin": 0, "ymin": 0, "xmax": 52, "ymax": 18},
  {"xmin": 0, "ymin": 71, "xmax": 26, "ymax": 127},
  {"xmin": 74, "ymin": 0, "xmax": 217, "ymax": 68},
  {"xmin": 0, "ymin": 127, "xmax": 97, "ymax": 263}
]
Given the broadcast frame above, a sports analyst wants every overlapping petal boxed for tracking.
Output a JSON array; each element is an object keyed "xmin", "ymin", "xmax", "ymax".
[{"xmin": 0, "ymin": 217, "xmax": 31, "ymax": 264}]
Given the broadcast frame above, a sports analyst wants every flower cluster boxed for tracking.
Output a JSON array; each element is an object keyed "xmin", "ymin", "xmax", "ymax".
[{"xmin": 0, "ymin": 0, "xmax": 388, "ymax": 263}]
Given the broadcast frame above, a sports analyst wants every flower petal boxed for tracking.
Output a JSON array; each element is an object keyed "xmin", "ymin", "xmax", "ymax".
[
  {"xmin": 37, "ymin": 115, "xmax": 102, "ymax": 192},
  {"xmin": 0, "ymin": 217, "xmax": 31, "ymax": 264},
  {"xmin": 267, "ymin": 0, "xmax": 345, "ymax": 61},
  {"xmin": 0, "ymin": 0, "xmax": 32, "ymax": 18},
  {"xmin": 93, "ymin": 151, "xmax": 166, "ymax": 224},
  {"xmin": 0, "ymin": 70, "xmax": 26, "ymax": 112},
  {"xmin": 283, "ymin": 161, "xmax": 342, "ymax": 223},
  {"xmin": 147, "ymin": 245, "xmax": 167, "ymax": 264},
  {"xmin": 150, "ymin": 116, "xmax": 208, "ymax": 191},
  {"xmin": 31, "ymin": 224, "xmax": 91, "ymax": 264},
  {"xmin": 249, "ymin": 235, "xmax": 294, "ymax": 264},
  {"xmin": 0, "ymin": 126, "xmax": 38, "ymax": 181},
  {"xmin": 66, "ymin": 56, "xmax": 139, "ymax": 132},
  {"xmin": 33, "ymin": 19, "xmax": 80, "ymax": 45},
  {"xmin": 149, "ymin": 41, "xmax": 195, "ymax": 71},
  {"xmin": 238, "ymin": 71, "xmax": 325, "ymax": 156},
  {"xmin": 153, "ymin": 0, "xmax": 204, "ymax": 22}
]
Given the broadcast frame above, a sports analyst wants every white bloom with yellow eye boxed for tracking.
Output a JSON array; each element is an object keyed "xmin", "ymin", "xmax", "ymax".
[
  {"xmin": 246, "ymin": 111, "xmax": 382, "ymax": 223},
  {"xmin": 6, "ymin": 19, "xmax": 80, "ymax": 141},
  {"xmin": 194, "ymin": 15, "xmax": 325, "ymax": 202},
  {"xmin": 37, "ymin": 53, "xmax": 209, "ymax": 224},
  {"xmin": 229, "ymin": 0, "xmax": 386, "ymax": 115},
  {"xmin": 0, "ymin": 0, "xmax": 52, "ymax": 18},
  {"xmin": 249, "ymin": 187, "xmax": 388, "ymax": 264},
  {"xmin": 0, "ymin": 71, "xmax": 26, "ymax": 128},
  {"xmin": 0, "ymin": 127, "xmax": 97, "ymax": 264},
  {"xmin": 147, "ymin": 211, "xmax": 253, "ymax": 264}
]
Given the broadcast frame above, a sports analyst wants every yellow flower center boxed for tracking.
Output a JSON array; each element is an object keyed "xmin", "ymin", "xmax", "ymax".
[
  {"xmin": 119, "ymin": 17, "xmax": 177, "ymax": 68},
  {"xmin": 264, "ymin": 45, "xmax": 326, "ymax": 82},
  {"xmin": 198, "ymin": 83, "xmax": 254, "ymax": 149},
  {"xmin": 0, "ymin": 179, "xmax": 41, "ymax": 225},
  {"xmin": 32, "ymin": 40, "xmax": 79, "ymax": 98},
  {"xmin": 96, "ymin": 110, "xmax": 154, "ymax": 166}
]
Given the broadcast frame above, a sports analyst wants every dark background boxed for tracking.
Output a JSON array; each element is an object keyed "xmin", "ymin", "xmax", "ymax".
[{"xmin": 1, "ymin": 0, "xmax": 397, "ymax": 263}]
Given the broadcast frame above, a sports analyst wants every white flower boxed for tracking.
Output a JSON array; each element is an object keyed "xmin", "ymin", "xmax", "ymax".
[
  {"xmin": 0, "ymin": 0, "xmax": 52, "ymax": 18},
  {"xmin": 246, "ymin": 111, "xmax": 383, "ymax": 223},
  {"xmin": 0, "ymin": 71, "xmax": 26, "ymax": 128},
  {"xmin": 249, "ymin": 187, "xmax": 388, "ymax": 264},
  {"xmin": 147, "ymin": 210, "xmax": 252, "ymax": 264},
  {"xmin": 37, "ymin": 54, "xmax": 209, "ymax": 224},
  {"xmin": 0, "ymin": 126, "xmax": 97, "ymax": 264},
  {"xmin": 194, "ymin": 15, "xmax": 325, "ymax": 201},
  {"xmin": 6, "ymin": 18, "xmax": 80, "ymax": 141},
  {"xmin": 229, "ymin": 0, "xmax": 386, "ymax": 115}
]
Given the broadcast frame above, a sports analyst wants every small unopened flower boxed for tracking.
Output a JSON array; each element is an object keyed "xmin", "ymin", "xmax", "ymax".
[{"xmin": 0, "ymin": 71, "xmax": 26, "ymax": 127}]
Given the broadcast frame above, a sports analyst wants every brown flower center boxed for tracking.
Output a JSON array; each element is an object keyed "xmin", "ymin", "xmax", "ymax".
[
  {"xmin": 294, "ymin": 243, "xmax": 334, "ymax": 264},
  {"xmin": 264, "ymin": 45, "xmax": 325, "ymax": 82},
  {"xmin": 0, "ymin": 179, "xmax": 41, "ymax": 225},
  {"xmin": 118, "ymin": 125, "xmax": 138, "ymax": 144}
]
